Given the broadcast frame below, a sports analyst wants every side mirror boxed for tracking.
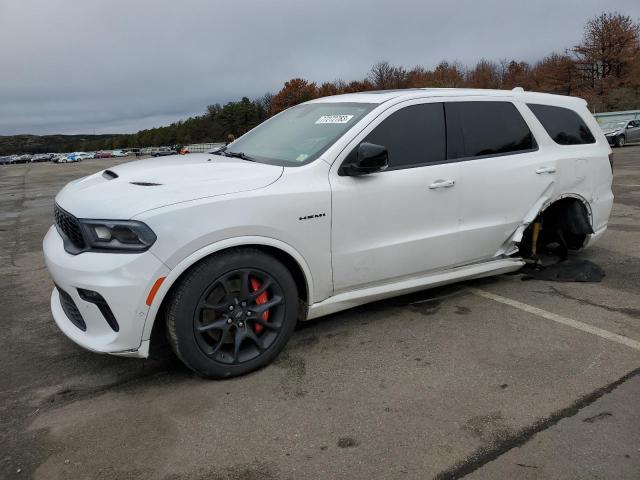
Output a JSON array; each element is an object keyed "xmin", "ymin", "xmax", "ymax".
[
  {"xmin": 627, "ymin": 124, "xmax": 634, "ymax": 129},
  {"xmin": 339, "ymin": 142, "xmax": 389, "ymax": 176}
]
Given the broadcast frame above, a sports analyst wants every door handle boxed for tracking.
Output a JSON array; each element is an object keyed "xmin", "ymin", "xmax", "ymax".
[
  {"xmin": 428, "ymin": 179, "xmax": 455, "ymax": 189},
  {"xmin": 536, "ymin": 166, "xmax": 556, "ymax": 174}
]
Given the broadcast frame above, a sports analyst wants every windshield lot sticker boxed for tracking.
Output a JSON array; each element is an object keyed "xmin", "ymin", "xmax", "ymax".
[{"xmin": 315, "ymin": 115, "xmax": 354, "ymax": 124}]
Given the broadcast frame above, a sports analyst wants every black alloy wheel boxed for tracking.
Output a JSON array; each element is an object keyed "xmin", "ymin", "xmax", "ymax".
[
  {"xmin": 192, "ymin": 268, "xmax": 284, "ymax": 365},
  {"xmin": 165, "ymin": 249, "xmax": 298, "ymax": 378}
]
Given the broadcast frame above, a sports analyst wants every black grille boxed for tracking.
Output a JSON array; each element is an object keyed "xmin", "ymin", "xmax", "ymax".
[
  {"xmin": 57, "ymin": 286, "xmax": 87, "ymax": 331},
  {"xmin": 54, "ymin": 204, "xmax": 86, "ymax": 249}
]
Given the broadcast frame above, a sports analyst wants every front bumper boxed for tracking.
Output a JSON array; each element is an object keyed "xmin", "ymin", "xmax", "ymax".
[
  {"xmin": 43, "ymin": 226, "xmax": 169, "ymax": 357},
  {"xmin": 605, "ymin": 134, "xmax": 619, "ymax": 145}
]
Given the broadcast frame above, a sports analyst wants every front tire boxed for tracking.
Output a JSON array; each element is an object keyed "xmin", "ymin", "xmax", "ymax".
[
  {"xmin": 616, "ymin": 135, "xmax": 626, "ymax": 148},
  {"xmin": 165, "ymin": 248, "xmax": 299, "ymax": 378}
]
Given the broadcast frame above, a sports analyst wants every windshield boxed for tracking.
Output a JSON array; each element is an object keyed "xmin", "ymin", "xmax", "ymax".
[
  {"xmin": 600, "ymin": 121, "xmax": 626, "ymax": 130},
  {"xmin": 223, "ymin": 102, "xmax": 376, "ymax": 166}
]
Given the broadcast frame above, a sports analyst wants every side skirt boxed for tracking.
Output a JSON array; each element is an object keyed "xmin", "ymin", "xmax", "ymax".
[{"xmin": 306, "ymin": 257, "xmax": 524, "ymax": 320}]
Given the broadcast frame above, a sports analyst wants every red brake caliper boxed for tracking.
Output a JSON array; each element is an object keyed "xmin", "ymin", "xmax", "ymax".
[{"xmin": 250, "ymin": 277, "xmax": 269, "ymax": 333}]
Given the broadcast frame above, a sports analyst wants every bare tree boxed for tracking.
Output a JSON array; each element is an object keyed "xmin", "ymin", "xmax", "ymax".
[
  {"xmin": 499, "ymin": 60, "xmax": 533, "ymax": 90},
  {"xmin": 465, "ymin": 59, "xmax": 501, "ymax": 88},
  {"xmin": 206, "ymin": 103, "xmax": 222, "ymax": 119},
  {"xmin": 270, "ymin": 78, "xmax": 319, "ymax": 114},
  {"xmin": 368, "ymin": 61, "xmax": 409, "ymax": 89},
  {"xmin": 531, "ymin": 53, "xmax": 578, "ymax": 95},
  {"xmin": 431, "ymin": 61, "xmax": 465, "ymax": 87},
  {"xmin": 573, "ymin": 12, "xmax": 640, "ymax": 91}
]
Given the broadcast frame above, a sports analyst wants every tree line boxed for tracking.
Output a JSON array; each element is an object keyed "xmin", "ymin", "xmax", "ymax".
[
  {"xmin": 267, "ymin": 12, "xmax": 640, "ymax": 114},
  {"xmin": 2, "ymin": 11, "xmax": 639, "ymax": 155}
]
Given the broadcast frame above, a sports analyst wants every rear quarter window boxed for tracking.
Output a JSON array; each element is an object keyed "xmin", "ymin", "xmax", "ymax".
[
  {"xmin": 445, "ymin": 101, "xmax": 536, "ymax": 159},
  {"xmin": 527, "ymin": 104, "xmax": 595, "ymax": 145}
]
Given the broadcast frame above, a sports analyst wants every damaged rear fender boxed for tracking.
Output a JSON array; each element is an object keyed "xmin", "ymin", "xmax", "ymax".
[{"xmin": 500, "ymin": 193, "xmax": 593, "ymax": 255}]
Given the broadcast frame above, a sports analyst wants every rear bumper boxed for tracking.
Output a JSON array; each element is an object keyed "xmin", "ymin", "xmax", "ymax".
[
  {"xmin": 583, "ymin": 225, "xmax": 608, "ymax": 249},
  {"xmin": 43, "ymin": 226, "xmax": 169, "ymax": 356},
  {"xmin": 584, "ymin": 190, "xmax": 614, "ymax": 249}
]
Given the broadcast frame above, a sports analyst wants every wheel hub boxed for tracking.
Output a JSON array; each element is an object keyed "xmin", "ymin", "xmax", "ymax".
[
  {"xmin": 193, "ymin": 268, "xmax": 283, "ymax": 364},
  {"xmin": 224, "ymin": 297, "xmax": 253, "ymax": 325}
]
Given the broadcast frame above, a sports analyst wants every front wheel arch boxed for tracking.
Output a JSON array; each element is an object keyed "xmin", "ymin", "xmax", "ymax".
[
  {"xmin": 164, "ymin": 247, "xmax": 300, "ymax": 377},
  {"xmin": 146, "ymin": 241, "xmax": 312, "ymax": 354}
]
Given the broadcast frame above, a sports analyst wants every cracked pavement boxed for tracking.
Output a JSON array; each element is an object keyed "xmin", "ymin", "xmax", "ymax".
[{"xmin": 1, "ymin": 147, "xmax": 639, "ymax": 479}]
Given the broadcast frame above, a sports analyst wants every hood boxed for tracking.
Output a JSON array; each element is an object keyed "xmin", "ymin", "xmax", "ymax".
[
  {"xmin": 55, "ymin": 154, "xmax": 283, "ymax": 219},
  {"xmin": 602, "ymin": 128, "xmax": 623, "ymax": 136}
]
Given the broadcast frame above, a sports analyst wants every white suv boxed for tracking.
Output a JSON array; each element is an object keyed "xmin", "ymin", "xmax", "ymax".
[{"xmin": 43, "ymin": 88, "xmax": 613, "ymax": 378}]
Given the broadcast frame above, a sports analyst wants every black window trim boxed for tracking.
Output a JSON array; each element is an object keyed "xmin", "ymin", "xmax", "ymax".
[
  {"xmin": 444, "ymin": 100, "xmax": 539, "ymax": 163},
  {"xmin": 526, "ymin": 102, "xmax": 596, "ymax": 146},
  {"xmin": 442, "ymin": 145, "xmax": 540, "ymax": 164},
  {"xmin": 341, "ymin": 102, "xmax": 449, "ymax": 173},
  {"xmin": 338, "ymin": 98, "xmax": 540, "ymax": 174},
  {"xmin": 380, "ymin": 102, "xmax": 450, "ymax": 171}
]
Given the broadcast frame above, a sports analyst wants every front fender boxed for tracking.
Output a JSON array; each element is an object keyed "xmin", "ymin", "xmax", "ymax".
[{"xmin": 141, "ymin": 236, "xmax": 315, "ymax": 341}]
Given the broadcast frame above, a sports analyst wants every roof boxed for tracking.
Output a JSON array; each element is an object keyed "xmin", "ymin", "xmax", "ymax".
[{"xmin": 308, "ymin": 88, "xmax": 586, "ymax": 107}]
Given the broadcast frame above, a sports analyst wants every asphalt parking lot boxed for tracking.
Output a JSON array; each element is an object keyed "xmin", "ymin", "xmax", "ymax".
[{"xmin": 1, "ymin": 148, "xmax": 639, "ymax": 480}]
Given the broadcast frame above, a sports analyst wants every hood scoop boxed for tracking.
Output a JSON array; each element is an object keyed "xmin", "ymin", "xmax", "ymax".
[
  {"xmin": 130, "ymin": 181, "xmax": 163, "ymax": 186},
  {"xmin": 102, "ymin": 170, "xmax": 119, "ymax": 180}
]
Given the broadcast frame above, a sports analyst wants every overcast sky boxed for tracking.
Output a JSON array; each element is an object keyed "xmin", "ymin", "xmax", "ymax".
[{"xmin": 1, "ymin": 0, "xmax": 639, "ymax": 135}]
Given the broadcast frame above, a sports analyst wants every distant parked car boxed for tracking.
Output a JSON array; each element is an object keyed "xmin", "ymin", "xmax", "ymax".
[
  {"xmin": 71, "ymin": 152, "xmax": 93, "ymax": 161},
  {"xmin": 0, "ymin": 156, "xmax": 12, "ymax": 165},
  {"xmin": 53, "ymin": 154, "xmax": 78, "ymax": 163},
  {"xmin": 32, "ymin": 153, "xmax": 54, "ymax": 162},
  {"xmin": 601, "ymin": 119, "xmax": 640, "ymax": 148},
  {"xmin": 111, "ymin": 150, "xmax": 128, "ymax": 157},
  {"xmin": 95, "ymin": 151, "xmax": 112, "ymax": 159},
  {"xmin": 151, "ymin": 147, "xmax": 177, "ymax": 157},
  {"xmin": 12, "ymin": 154, "xmax": 32, "ymax": 164}
]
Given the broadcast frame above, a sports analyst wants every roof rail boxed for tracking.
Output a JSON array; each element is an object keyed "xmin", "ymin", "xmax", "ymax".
[{"xmin": 512, "ymin": 87, "xmax": 524, "ymax": 93}]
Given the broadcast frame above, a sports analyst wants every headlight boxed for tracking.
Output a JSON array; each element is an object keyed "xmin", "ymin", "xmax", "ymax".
[{"xmin": 80, "ymin": 220, "xmax": 157, "ymax": 252}]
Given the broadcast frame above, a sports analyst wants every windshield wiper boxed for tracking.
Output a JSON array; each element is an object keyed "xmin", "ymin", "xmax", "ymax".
[
  {"xmin": 210, "ymin": 146, "xmax": 227, "ymax": 156},
  {"xmin": 223, "ymin": 151, "xmax": 256, "ymax": 162}
]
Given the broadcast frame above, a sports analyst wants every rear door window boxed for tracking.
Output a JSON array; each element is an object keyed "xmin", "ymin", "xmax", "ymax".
[
  {"xmin": 361, "ymin": 103, "xmax": 446, "ymax": 169},
  {"xmin": 445, "ymin": 101, "xmax": 537, "ymax": 159},
  {"xmin": 527, "ymin": 103, "xmax": 595, "ymax": 145}
]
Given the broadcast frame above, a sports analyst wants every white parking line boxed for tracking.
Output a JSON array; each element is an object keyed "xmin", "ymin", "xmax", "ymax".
[{"xmin": 469, "ymin": 288, "xmax": 640, "ymax": 352}]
